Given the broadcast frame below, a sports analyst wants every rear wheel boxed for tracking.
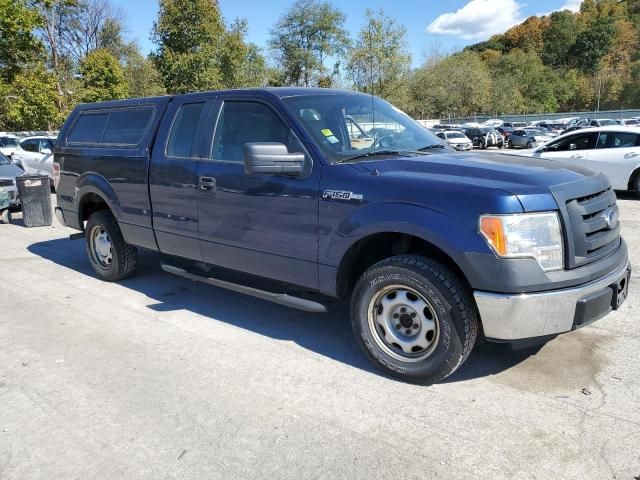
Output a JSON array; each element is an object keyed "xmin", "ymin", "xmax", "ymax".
[
  {"xmin": 508, "ymin": 140, "xmax": 513, "ymax": 149},
  {"xmin": 85, "ymin": 210, "xmax": 137, "ymax": 281},
  {"xmin": 351, "ymin": 255, "xmax": 478, "ymax": 384},
  {"xmin": 630, "ymin": 170, "xmax": 640, "ymax": 192},
  {"xmin": 526, "ymin": 141, "xmax": 533, "ymax": 149},
  {"xmin": 479, "ymin": 140, "xmax": 486, "ymax": 150}
]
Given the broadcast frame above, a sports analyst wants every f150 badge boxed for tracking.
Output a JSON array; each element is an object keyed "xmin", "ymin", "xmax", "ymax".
[{"xmin": 322, "ymin": 190, "xmax": 364, "ymax": 202}]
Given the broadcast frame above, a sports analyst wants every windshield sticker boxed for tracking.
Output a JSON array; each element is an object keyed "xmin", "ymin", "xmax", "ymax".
[
  {"xmin": 321, "ymin": 128, "xmax": 334, "ymax": 137},
  {"xmin": 326, "ymin": 135, "xmax": 339, "ymax": 144}
]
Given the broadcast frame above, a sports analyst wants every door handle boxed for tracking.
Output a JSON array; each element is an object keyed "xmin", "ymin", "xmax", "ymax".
[
  {"xmin": 199, "ymin": 176, "xmax": 216, "ymax": 190},
  {"xmin": 570, "ymin": 154, "xmax": 585, "ymax": 159},
  {"xmin": 624, "ymin": 152, "xmax": 639, "ymax": 159}
]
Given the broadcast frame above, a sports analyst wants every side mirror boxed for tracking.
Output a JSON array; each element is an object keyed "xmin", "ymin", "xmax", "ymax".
[
  {"xmin": 41, "ymin": 148, "xmax": 52, "ymax": 155},
  {"xmin": 244, "ymin": 143, "xmax": 305, "ymax": 177}
]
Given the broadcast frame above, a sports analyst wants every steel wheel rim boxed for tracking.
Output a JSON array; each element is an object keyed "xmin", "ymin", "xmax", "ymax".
[
  {"xmin": 367, "ymin": 285, "xmax": 440, "ymax": 363},
  {"xmin": 89, "ymin": 225, "xmax": 113, "ymax": 270}
]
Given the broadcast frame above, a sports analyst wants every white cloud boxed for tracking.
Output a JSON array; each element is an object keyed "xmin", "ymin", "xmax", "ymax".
[
  {"xmin": 427, "ymin": 0, "xmax": 524, "ymax": 40},
  {"xmin": 558, "ymin": 0, "xmax": 582, "ymax": 12}
]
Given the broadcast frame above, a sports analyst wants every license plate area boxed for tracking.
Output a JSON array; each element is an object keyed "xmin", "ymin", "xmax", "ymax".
[{"xmin": 611, "ymin": 269, "xmax": 631, "ymax": 309}]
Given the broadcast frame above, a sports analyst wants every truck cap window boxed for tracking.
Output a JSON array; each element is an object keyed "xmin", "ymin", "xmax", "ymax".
[
  {"xmin": 67, "ymin": 107, "xmax": 153, "ymax": 146},
  {"xmin": 282, "ymin": 93, "xmax": 443, "ymax": 163},
  {"xmin": 167, "ymin": 103, "xmax": 205, "ymax": 158}
]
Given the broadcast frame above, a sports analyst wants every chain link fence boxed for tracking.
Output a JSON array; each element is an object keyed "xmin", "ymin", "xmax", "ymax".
[{"xmin": 436, "ymin": 109, "xmax": 640, "ymax": 125}]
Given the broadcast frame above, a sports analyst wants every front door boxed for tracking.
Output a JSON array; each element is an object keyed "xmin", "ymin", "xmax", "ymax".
[
  {"xmin": 196, "ymin": 96, "xmax": 321, "ymax": 290},
  {"xmin": 535, "ymin": 131, "xmax": 598, "ymax": 164},
  {"xmin": 585, "ymin": 130, "xmax": 640, "ymax": 189}
]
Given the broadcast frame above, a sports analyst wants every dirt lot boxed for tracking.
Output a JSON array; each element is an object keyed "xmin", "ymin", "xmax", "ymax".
[{"xmin": 1, "ymin": 194, "xmax": 639, "ymax": 480}]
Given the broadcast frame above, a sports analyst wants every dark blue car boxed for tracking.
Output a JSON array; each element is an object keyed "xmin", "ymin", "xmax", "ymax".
[{"xmin": 54, "ymin": 88, "xmax": 630, "ymax": 383}]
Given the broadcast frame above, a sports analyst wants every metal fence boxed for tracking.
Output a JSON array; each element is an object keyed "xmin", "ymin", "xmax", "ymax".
[{"xmin": 437, "ymin": 109, "xmax": 640, "ymax": 125}]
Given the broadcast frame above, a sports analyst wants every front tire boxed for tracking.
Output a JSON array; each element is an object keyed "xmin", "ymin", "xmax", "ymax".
[
  {"xmin": 351, "ymin": 255, "xmax": 478, "ymax": 384},
  {"xmin": 85, "ymin": 210, "xmax": 138, "ymax": 281}
]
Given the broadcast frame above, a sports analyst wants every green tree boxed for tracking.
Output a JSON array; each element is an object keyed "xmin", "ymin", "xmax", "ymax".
[
  {"xmin": 571, "ymin": 16, "xmax": 616, "ymax": 74},
  {"xmin": 269, "ymin": 0, "xmax": 349, "ymax": 87},
  {"xmin": 78, "ymin": 48, "xmax": 127, "ymax": 102},
  {"xmin": 0, "ymin": 68, "xmax": 63, "ymax": 130},
  {"xmin": 123, "ymin": 50, "xmax": 165, "ymax": 98},
  {"xmin": 0, "ymin": 0, "xmax": 43, "ymax": 81},
  {"xmin": 410, "ymin": 51, "xmax": 492, "ymax": 119},
  {"xmin": 346, "ymin": 9, "xmax": 411, "ymax": 108},
  {"xmin": 152, "ymin": 0, "xmax": 264, "ymax": 93},
  {"xmin": 541, "ymin": 10, "xmax": 580, "ymax": 67}
]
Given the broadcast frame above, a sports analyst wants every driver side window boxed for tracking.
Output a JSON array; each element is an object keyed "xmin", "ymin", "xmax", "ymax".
[{"xmin": 547, "ymin": 132, "xmax": 598, "ymax": 152}]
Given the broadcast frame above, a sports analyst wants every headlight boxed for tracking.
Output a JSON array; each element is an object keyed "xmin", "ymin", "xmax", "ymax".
[{"xmin": 479, "ymin": 212, "xmax": 564, "ymax": 271}]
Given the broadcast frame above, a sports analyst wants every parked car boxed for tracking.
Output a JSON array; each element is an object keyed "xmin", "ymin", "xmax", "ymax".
[
  {"xmin": 509, "ymin": 126, "xmax": 640, "ymax": 191},
  {"xmin": 537, "ymin": 123, "xmax": 566, "ymax": 136},
  {"xmin": 496, "ymin": 126, "xmax": 514, "ymax": 140},
  {"xmin": 435, "ymin": 130, "xmax": 473, "ymax": 151},
  {"xmin": 11, "ymin": 136, "xmax": 57, "ymax": 182},
  {"xmin": 0, "ymin": 152, "xmax": 22, "ymax": 209},
  {"xmin": 618, "ymin": 118, "xmax": 639, "ymax": 126},
  {"xmin": 502, "ymin": 122, "xmax": 527, "ymax": 128},
  {"xmin": 55, "ymin": 88, "xmax": 629, "ymax": 384},
  {"xmin": 0, "ymin": 135, "xmax": 21, "ymax": 158},
  {"xmin": 508, "ymin": 128, "xmax": 554, "ymax": 149},
  {"xmin": 561, "ymin": 125, "xmax": 584, "ymax": 135},
  {"xmin": 464, "ymin": 127, "xmax": 505, "ymax": 149},
  {"xmin": 590, "ymin": 119, "xmax": 618, "ymax": 127}
]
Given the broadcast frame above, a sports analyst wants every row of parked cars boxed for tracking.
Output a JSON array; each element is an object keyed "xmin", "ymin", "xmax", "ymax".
[
  {"xmin": 0, "ymin": 132, "xmax": 58, "ymax": 208},
  {"xmin": 431, "ymin": 116, "xmax": 640, "ymax": 152}
]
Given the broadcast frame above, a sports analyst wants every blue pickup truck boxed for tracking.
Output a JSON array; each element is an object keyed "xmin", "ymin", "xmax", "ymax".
[{"xmin": 54, "ymin": 88, "xmax": 630, "ymax": 383}]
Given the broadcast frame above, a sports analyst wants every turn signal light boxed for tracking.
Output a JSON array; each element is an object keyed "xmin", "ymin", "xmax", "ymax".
[{"xmin": 479, "ymin": 216, "xmax": 507, "ymax": 256}]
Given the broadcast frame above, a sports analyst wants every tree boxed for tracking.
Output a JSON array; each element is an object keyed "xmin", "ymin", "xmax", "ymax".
[
  {"xmin": 0, "ymin": 0, "xmax": 43, "ymax": 81},
  {"xmin": 123, "ymin": 50, "xmax": 165, "ymax": 98},
  {"xmin": 78, "ymin": 48, "xmax": 127, "ymax": 102},
  {"xmin": 346, "ymin": 9, "xmax": 411, "ymax": 107},
  {"xmin": 571, "ymin": 16, "xmax": 616, "ymax": 74},
  {"xmin": 0, "ymin": 67, "xmax": 63, "ymax": 130},
  {"xmin": 503, "ymin": 16, "xmax": 547, "ymax": 54},
  {"xmin": 541, "ymin": 10, "xmax": 580, "ymax": 67},
  {"xmin": 269, "ymin": 0, "xmax": 349, "ymax": 87},
  {"xmin": 410, "ymin": 51, "xmax": 492, "ymax": 119},
  {"xmin": 152, "ymin": 0, "xmax": 265, "ymax": 93}
]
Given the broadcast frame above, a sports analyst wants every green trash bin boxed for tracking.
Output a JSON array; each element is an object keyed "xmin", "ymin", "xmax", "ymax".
[{"xmin": 16, "ymin": 175, "xmax": 52, "ymax": 227}]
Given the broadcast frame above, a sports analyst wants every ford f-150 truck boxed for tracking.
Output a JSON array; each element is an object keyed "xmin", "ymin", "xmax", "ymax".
[{"xmin": 54, "ymin": 88, "xmax": 631, "ymax": 383}]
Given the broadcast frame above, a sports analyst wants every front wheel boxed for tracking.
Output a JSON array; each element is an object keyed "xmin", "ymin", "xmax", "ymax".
[
  {"xmin": 85, "ymin": 210, "xmax": 138, "ymax": 281},
  {"xmin": 508, "ymin": 140, "xmax": 513, "ymax": 149},
  {"xmin": 351, "ymin": 255, "xmax": 478, "ymax": 384}
]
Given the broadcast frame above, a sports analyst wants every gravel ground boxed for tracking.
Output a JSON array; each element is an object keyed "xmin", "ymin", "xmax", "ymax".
[{"xmin": 0, "ymin": 193, "xmax": 639, "ymax": 480}]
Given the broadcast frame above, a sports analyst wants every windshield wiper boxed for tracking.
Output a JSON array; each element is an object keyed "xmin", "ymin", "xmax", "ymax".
[
  {"xmin": 417, "ymin": 144, "xmax": 447, "ymax": 151},
  {"xmin": 335, "ymin": 149, "xmax": 408, "ymax": 164}
]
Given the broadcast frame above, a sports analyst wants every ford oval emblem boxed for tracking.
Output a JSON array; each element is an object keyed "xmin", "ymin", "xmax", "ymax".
[{"xmin": 604, "ymin": 208, "xmax": 618, "ymax": 229}]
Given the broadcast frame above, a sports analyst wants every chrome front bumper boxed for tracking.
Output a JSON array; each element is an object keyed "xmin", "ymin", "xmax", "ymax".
[{"xmin": 474, "ymin": 260, "xmax": 631, "ymax": 340}]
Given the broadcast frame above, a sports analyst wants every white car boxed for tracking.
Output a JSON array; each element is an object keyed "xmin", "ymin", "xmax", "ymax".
[
  {"xmin": 11, "ymin": 136, "xmax": 56, "ymax": 180},
  {"xmin": 0, "ymin": 135, "xmax": 21, "ymax": 158},
  {"xmin": 510, "ymin": 126, "xmax": 640, "ymax": 191},
  {"xmin": 589, "ymin": 119, "xmax": 618, "ymax": 127},
  {"xmin": 435, "ymin": 130, "xmax": 473, "ymax": 151}
]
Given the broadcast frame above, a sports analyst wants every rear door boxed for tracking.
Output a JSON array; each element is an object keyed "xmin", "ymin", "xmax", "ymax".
[
  {"xmin": 195, "ymin": 94, "xmax": 321, "ymax": 289},
  {"xmin": 584, "ymin": 130, "xmax": 640, "ymax": 189},
  {"xmin": 149, "ymin": 94, "xmax": 214, "ymax": 260}
]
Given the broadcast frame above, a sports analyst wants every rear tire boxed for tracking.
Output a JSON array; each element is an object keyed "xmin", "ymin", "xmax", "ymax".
[
  {"xmin": 630, "ymin": 170, "xmax": 640, "ymax": 192},
  {"xmin": 85, "ymin": 210, "xmax": 137, "ymax": 281},
  {"xmin": 351, "ymin": 255, "xmax": 478, "ymax": 384},
  {"xmin": 508, "ymin": 140, "xmax": 513, "ymax": 149}
]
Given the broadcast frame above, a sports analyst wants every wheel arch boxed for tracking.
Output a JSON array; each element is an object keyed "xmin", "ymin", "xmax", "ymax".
[
  {"xmin": 628, "ymin": 166, "xmax": 640, "ymax": 191},
  {"xmin": 74, "ymin": 173, "xmax": 121, "ymax": 230}
]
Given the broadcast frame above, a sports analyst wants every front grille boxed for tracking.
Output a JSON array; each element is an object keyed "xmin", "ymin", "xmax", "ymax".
[{"xmin": 565, "ymin": 187, "xmax": 620, "ymax": 267}]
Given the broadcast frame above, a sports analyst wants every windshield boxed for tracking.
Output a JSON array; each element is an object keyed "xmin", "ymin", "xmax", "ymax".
[
  {"xmin": 0, "ymin": 137, "xmax": 19, "ymax": 148},
  {"xmin": 447, "ymin": 132, "xmax": 465, "ymax": 139},
  {"xmin": 526, "ymin": 129, "xmax": 545, "ymax": 136},
  {"xmin": 282, "ymin": 93, "xmax": 445, "ymax": 163}
]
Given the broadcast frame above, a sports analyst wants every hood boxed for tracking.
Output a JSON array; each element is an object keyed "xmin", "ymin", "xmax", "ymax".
[
  {"xmin": 347, "ymin": 151, "xmax": 595, "ymax": 198},
  {"xmin": 0, "ymin": 162, "xmax": 23, "ymax": 181}
]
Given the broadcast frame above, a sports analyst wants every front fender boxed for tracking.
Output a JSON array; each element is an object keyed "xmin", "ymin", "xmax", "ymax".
[{"xmin": 321, "ymin": 201, "xmax": 497, "ymax": 282}]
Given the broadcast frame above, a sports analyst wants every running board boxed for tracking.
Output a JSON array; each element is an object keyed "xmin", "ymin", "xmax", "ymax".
[{"xmin": 161, "ymin": 263, "xmax": 327, "ymax": 313}]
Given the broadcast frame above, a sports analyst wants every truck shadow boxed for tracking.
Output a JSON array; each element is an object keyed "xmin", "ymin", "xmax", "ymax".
[{"xmin": 27, "ymin": 237, "xmax": 540, "ymax": 384}]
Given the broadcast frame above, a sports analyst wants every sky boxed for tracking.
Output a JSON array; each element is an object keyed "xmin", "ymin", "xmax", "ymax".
[{"xmin": 109, "ymin": 0, "xmax": 583, "ymax": 67}]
